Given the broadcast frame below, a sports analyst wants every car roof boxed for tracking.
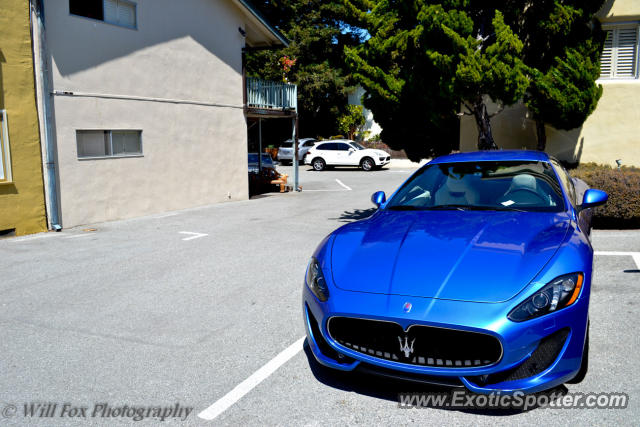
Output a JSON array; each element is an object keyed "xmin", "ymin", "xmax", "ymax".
[
  {"xmin": 430, "ymin": 150, "xmax": 551, "ymax": 164},
  {"xmin": 316, "ymin": 139, "xmax": 354, "ymax": 144},
  {"xmin": 284, "ymin": 138, "xmax": 317, "ymax": 143}
]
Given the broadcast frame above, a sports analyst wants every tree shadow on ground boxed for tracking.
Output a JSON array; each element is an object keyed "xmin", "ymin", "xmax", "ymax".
[
  {"xmin": 331, "ymin": 208, "xmax": 377, "ymax": 222},
  {"xmin": 303, "ymin": 342, "xmax": 569, "ymax": 416}
]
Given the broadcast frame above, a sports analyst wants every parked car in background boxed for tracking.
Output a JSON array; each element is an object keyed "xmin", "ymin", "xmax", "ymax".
[
  {"xmin": 248, "ymin": 152, "xmax": 276, "ymax": 173},
  {"xmin": 277, "ymin": 138, "xmax": 318, "ymax": 164},
  {"xmin": 248, "ymin": 152, "xmax": 280, "ymax": 196},
  {"xmin": 304, "ymin": 139, "xmax": 391, "ymax": 171}
]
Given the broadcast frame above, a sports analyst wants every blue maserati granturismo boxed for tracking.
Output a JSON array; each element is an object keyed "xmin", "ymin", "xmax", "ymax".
[{"xmin": 303, "ymin": 150, "xmax": 608, "ymax": 394}]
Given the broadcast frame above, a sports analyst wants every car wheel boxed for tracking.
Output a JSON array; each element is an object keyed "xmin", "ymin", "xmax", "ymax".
[
  {"xmin": 361, "ymin": 157, "xmax": 374, "ymax": 171},
  {"xmin": 568, "ymin": 322, "xmax": 589, "ymax": 384},
  {"xmin": 312, "ymin": 157, "xmax": 326, "ymax": 171}
]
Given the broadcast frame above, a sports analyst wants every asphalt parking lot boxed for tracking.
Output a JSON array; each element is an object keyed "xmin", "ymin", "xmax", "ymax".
[{"xmin": 0, "ymin": 165, "xmax": 638, "ymax": 426}]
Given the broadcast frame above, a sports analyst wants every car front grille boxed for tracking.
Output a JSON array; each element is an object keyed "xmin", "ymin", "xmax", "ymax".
[{"xmin": 327, "ymin": 317, "xmax": 502, "ymax": 368}]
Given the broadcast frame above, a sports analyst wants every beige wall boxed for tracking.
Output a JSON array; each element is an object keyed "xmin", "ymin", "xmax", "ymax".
[
  {"xmin": 461, "ymin": 1, "xmax": 640, "ymax": 167},
  {"xmin": 598, "ymin": 0, "xmax": 640, "ymax": 21},
  {"xmin": 43, "ymin": 0, "xmax": 255, "ymax": 227}
]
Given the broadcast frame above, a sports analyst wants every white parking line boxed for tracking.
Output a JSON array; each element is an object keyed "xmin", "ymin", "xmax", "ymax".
[
  {"xmin": 335, "ymin": 179, "xmax": 352, "ymax": 191},
  {"xmin": 179, "ymin": 231, "xmax": 208, "ymax": 241},
  {"xmin": 595, "ymin": 251, "xmax": 640, "ymax": 269},
  {"xmin": 304, "ymin": 179, "xmax": 352, "ymax": 192},
  {"xmin": 198, "ymin": 336, "xmax": 305, "ymax": 421}
]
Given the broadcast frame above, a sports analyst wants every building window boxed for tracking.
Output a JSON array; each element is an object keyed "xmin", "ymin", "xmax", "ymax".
[
  {"xmin": 600, "ymin": 25, "xmax": 639, "ymax": 79},
  {"xmin": 70, "ymin": 0, "xmax": 137, "ymax": 29},
  {"xmin": 76, "ymin": 130, "xmax": 142, "ymax": 159},
  {"xmin": 0, "ymin": 110, "xmax": 12, "ymax": 182}
]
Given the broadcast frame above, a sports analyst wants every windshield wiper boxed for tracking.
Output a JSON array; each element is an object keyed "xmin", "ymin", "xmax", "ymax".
[
  {"xmin": 427, "ymin": 204, "xmax": 478, "ymax": 211},
  {"xmin": 429, "ymin": 204, "xmax": 529, "ymax": 212},
  {"xmin": 493, "ymin": 206, "xmax": 528, "ymax": 212},
  {"xmin": 387, "ymin": 205, "xmax": 426, "ymax": 211}
]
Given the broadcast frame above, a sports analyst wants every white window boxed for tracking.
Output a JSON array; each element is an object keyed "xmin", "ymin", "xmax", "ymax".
[
  {"xmin": 70, "ymin": 0, "xmax": 136, "ymax": 29},
  {"xmin": 0, "ymin": 110, "xmax": 12, "ymax": 182},
  {"xmin": 600, "ymin": 25, "xmax": 639, "ymax": 79},
  {"xmin": 77, "ymin": 130, "xmax": 142, "ymax": 159},
  {"xmin": 104, "ymin": 0, "xmax": 136, "ymax": 28}
]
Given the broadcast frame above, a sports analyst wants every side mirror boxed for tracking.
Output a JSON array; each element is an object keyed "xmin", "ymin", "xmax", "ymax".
[
  {"xmin": 371, "ymin": 191, "xmax": 386, "ymax": 208},
  {"xmin": 579, "ymin": 189, "xmax": 608, "ymax": 211},
  {"xmin": 349, "ymin": 148, "xmax": 356, "ymax": 153}
]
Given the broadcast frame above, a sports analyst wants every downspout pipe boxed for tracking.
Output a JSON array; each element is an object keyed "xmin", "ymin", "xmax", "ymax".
[{"xmin": 31, "ymin": 0, "xmax": 61, "ymax": 230}]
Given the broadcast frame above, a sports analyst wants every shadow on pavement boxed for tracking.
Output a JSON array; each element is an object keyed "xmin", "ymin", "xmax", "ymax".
[
  {"xmin": 303, "ymin": 342, "xmax": 568, "ymax": 416},
  {"xmin": 332, "ymin": 208, "xmax": 377, "ymax": 222}
]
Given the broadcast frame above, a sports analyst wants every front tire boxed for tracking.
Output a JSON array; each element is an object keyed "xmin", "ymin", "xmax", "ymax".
[
  {"xmin": 361, "ymin": 157, "xmax": 374, "ymax": 171},
  {"xmin": 312, "ymin": 157, "xmax": 326, "ymax": 171}
]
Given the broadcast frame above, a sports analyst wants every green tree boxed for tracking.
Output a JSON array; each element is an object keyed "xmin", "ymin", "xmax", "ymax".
[
  {"xmin": 509, "ymin": 1, "xmax": 605, "ymax": 150},
  {"xmin": 345, "ymin": 1, "xmax": 528, "ymax": 156},
  {"xmin": 344, "ymin": 0, "xmax": 605, "ymax": 156},
  {"xmin": 338, "ymin": 105, "xmax": 366, "ymax": 140},
  {"xmin": 246, "ymin": 1, "xmax": 365, "ymax": 138}
]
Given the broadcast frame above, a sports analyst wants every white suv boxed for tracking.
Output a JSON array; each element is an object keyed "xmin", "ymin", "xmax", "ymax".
[{"xmin": 304, "ymin": 140, "xmax": 391, "ymax": 171}]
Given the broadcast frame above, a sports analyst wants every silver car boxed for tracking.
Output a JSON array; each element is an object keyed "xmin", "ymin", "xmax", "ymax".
[{"xmin": 277, "ymin": 138, "xmax": 318, "ymax": 164}]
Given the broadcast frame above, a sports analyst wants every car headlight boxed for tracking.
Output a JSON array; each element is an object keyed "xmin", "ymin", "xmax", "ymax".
[
  {"xmin": 508, "ymin": 273, "xmax": 584, "ymax": 322},
  {"xmin": 306, "ymin": 257, "xmax": 329, "ymax": 302}
]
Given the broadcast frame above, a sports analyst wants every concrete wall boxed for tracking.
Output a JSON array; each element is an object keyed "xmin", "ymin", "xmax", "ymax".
[
  {"xmin": 43, "ymin": 0, "xmax": 253, "ymax": 227},
  {"xmin": 461, "ymin": 0, "xmax": 640, "ymax": 167},
  {"xmin": 0, "ymin": 0, "xmax": 48, "ymax": 236}
]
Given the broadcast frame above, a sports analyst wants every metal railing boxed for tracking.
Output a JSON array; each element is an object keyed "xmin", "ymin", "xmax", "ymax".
[{"xmin": 246, "ymin": 77, "xmax": 297, "ymax": 111}]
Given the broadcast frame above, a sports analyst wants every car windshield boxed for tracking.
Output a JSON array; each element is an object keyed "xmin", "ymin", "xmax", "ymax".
[
  {"xmin": 386, "ymin": 161, "xmax": 565, "ymax": 212},
  {"xmin": 350, "ymin": 142, "xmax": 366, "ymax": 150}
]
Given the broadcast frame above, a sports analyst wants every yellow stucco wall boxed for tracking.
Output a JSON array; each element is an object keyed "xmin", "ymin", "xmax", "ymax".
[
  {"xmin": 461, "ymin": 1, "xmax": 640, "ymax": 167},
  {"xmin": 0, "ymin": 0, "xmax": 47, "ymax": 235}
]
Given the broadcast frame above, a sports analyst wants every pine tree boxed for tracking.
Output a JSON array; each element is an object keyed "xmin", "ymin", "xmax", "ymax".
[{"xmin": 343, "ymin": 0, "xmax": 606, "ymax": 156}]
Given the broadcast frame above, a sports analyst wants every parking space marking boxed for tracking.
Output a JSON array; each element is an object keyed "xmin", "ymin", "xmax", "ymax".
[
  {"xmin": 335, "ymin": 179, "xmax": 352, "ymax": 191},
  {"xmin": 198, "ymin": 336, "xmax": 305, "ymax": 421},
  {"xmin": 304, "ymin": 179, "xmax": 352, "ymax": 192},
  {"xmin": 595, "ymin": 251, "xmax": 640, "ymax": 269},
  {"xmin": 179, "ymin": 231, "xmax": 208, "ymax": 241}
]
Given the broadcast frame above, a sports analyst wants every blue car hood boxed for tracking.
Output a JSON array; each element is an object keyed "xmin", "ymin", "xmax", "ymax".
[{"xmin": 330, "ymin": 210, "xmax": 570, "ymax": 303}]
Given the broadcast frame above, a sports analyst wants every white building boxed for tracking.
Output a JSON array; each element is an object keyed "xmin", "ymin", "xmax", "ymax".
[
  {"xmin": 348, "ymin": 86, "xmax": 382, "ymax": 139},
  {"xmin": 33, "ymin": 0, "xmax": 289, "ymax": 228}
]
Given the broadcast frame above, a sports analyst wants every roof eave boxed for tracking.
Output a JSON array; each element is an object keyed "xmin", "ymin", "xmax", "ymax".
[{"xmin": 233, "ymin": 0, "xmax": 289, "ymax": 47}]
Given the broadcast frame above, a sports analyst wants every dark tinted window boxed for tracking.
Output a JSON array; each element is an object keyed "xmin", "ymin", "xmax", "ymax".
[
  {"xmin": 302, "ymin": 140, "xmax": 316, "ymax": 147},
  {"xmin": 316, "ymin": 143, "xmax": 335, "ymax": 150},
  {"xmin": 70, "ymin": 0, "xmax": 104, "ymax": 20},
  {"xmin": 335, "ymin": 143, "xmax": 351, "ymax": 151}
]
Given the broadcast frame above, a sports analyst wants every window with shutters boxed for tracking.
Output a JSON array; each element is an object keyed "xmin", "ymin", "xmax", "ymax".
[
  {"xmin": 0, "ymin": 110, "xmax": 12, "ymax": 182},
  {"xmin": 76, "ymin": 130, "xmax": 143, "ymax": 159},
  {"xmin": 69, "ymin": 0, "xmax": 136, "ymax": 29},
  {"xmin": 600, "ymin": 25, "xmax": 639, "ymax": 79}
]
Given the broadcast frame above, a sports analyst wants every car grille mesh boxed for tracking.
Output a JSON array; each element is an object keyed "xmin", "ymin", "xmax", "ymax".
[{"xmin": 327, "ymin": 317, "xmax": 502, "ymax": 368}]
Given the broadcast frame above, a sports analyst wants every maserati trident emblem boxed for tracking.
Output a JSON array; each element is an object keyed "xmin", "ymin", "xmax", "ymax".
[
  {"xmin": 397, "ymin": 335, "xmax": 415, "ymax": 358},
  {"xmin": 402, "ymin": 302, "xmax": 412, "ymax": 313}
]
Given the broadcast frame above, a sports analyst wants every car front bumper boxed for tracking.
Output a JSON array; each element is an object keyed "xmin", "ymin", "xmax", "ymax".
[{"xmin": 302, "ymin": 283, "xmax": 588, "ymax": 395}]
